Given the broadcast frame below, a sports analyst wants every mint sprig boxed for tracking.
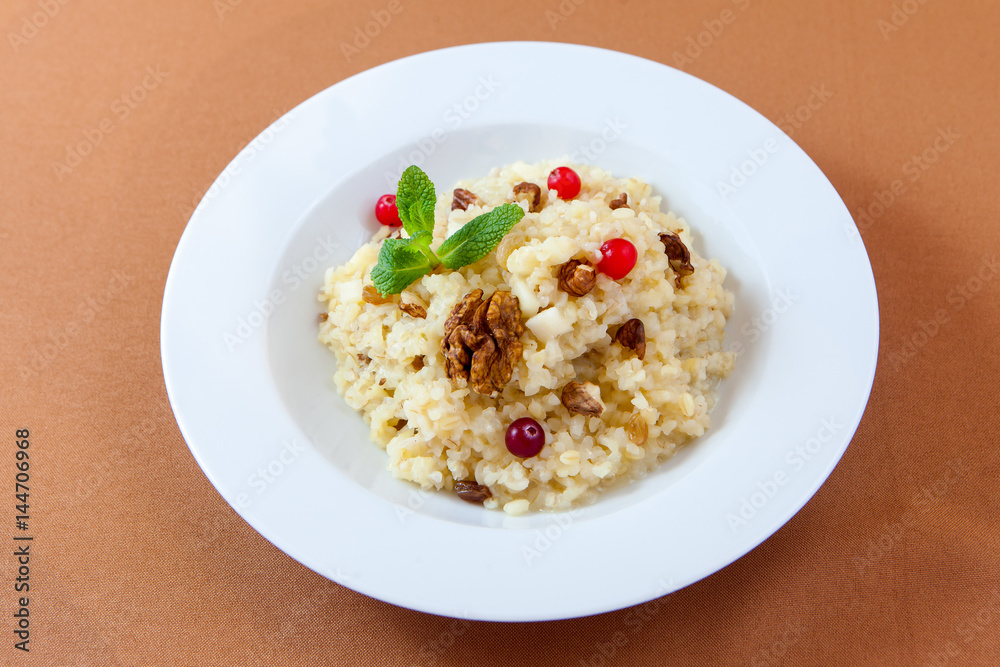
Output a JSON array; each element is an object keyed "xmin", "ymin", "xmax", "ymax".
[
  {"xmin": 371, "ymin": 166, "xmax": 525, "ymax": 295},
  {"xmin": 396, "ymin": 165, "xmax": 437, "ymax": 236},
  {"xmin": 437, "ymin": 204, "xmax": 524, "ymax": 269},
  {"xmin": 369, "ymin": 232, "xmax": 437, "ymax": 295}
]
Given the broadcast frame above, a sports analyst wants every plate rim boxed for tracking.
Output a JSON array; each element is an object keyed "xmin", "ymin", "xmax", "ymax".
[{"xmin": 161, "ymin": 40, "xmax": 880, "ymax": 621}]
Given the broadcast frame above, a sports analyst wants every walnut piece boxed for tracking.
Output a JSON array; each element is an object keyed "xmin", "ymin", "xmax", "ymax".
[
  {"xmin": 614, "ymin": 318, "xmax": 646, "ymax": 360},
  {"xmin": 441, "ymin": 289, "xmax": 525, "ymax": 395},
  {"xmin": 609, "ymin": 193, "xmax": 628, "ymax": 210},
  {"xmin": 557, "ymin": 259, "xmax": 597, "ymax": 297},
  {"xmin": 451, "ymin": 188, "xmax": 480, "ymax": 211},
  {"xmin": 399, "ymin": 302, "xmax": 427, "ymax": 318},
  {"xmin": 659, "ymin": 231, "xmax": 694, "ymax": 279},
  {"xmin": 561, "ymin": 381, "xmax": 605, "ymax": 417},
  {"xmin": 454, "ymin": 480, "xmax": 492, "ymax": 503},
  {"xmin": 513, "ymin": 182, "xmax": 542, "ymax": 212}
]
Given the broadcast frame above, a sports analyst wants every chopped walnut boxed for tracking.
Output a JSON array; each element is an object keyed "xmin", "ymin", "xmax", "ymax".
[
  {"xmin": 557, "ymin": 259, "xmax": 597, "ymax": 297},
  {"xmin": 513, "ymin": 182, "xmax": 543, "ymax": 212},
  {"xmin": 399, "ymin": 302, "xmax": 427, "ymax": 318},
  {"xmin": 451, "ymin": 188, "xmax": 480, "ymax": 211},
  {"xmin": 614, "ymin": 318, "xmax": 646, "ymax": 360},
  {"xmin": 609, "ymin": 193, "xmax": 628, "ymax": 210},
  {"xmin": 454, "ymin": 480, "xmax": 492, "ymax": 503},
  {"xmin": 561, "ymin": 381, "xmax": 605, "ymax": 418},
  {"xmin": 318, "ymin": 312, "xmax": 328, "ymax": 324},
  {"xmin": 362, "ymin": 285, "xmax": 394, "ymax": 305},
  {"xmin": 441, "ymin": 289, "xmax": 525, "ymax": 395},
  {"xmin": 659, "ymin": 231, "xmax": 694, "ymax": 280},
  {"xmin": 626, "ymin": 412, "xmax": 648, "ymax": 445}
]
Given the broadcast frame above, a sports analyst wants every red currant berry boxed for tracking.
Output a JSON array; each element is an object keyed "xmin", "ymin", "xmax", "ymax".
[
  {"xmin": 505, "ymin": 417, "xmax": 545, "ymax": 458},
  {"xmin": 375, "ymin": 194, "xmax": 401, "ymax": 226},
  {"xmin": 547, "ymin": 166, "xmax": 581, "ymax": 200},
  {"xmin": 598, "ymin": 238, "xmax": 638, "ymax": 280}
]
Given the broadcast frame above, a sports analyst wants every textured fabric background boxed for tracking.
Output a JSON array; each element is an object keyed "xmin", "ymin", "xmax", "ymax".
[{"xmin": 1, "ymin": 0, "xmax": 998, "ymax": 665}]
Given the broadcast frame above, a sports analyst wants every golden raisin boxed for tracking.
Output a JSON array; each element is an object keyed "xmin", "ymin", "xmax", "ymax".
[
  {"xmin": 626, "ymin": 413, "xmax": 648, "ymax": 446},
  {"xmin": 362, "ymin": 285, "xmax": 394, "ymax": 305}
]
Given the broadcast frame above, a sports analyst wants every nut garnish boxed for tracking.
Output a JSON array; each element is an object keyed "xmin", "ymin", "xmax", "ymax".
[
  {"xmin": 609, "ymin": 193, "xmax": 628, "ymax": 210},
  {"xmin": 362, "ymin": 285, "xmax": 394, "ymax": 305},
  {"xmin": 451, "ymin": 188, "xmax": 480, "ymax": 211},
  {"xmin": 561, "ymin": 381, "xmax": 605, "ymax": 417},
  {"xmin": 442, "ymin": 289, "xmax": 525, "ymax": 395},
  {"xmin": 399, "ymin": 302, "xmax": 427, "ymax": 318},
  {"xmin": 513, "ymin": 182, "xmax": 543, "ymax": 212},
  {"xmin": 557, "ymin": 259, "xmax": 597, "ymax": 297},
  {"xmin": 626, "ymin": 412, "xmax": 648, "ymax": 445},
  {"xmin": 454, "ymin": 480, "xmax": 492, "ymax": 503},
  {"xmin": 614, "ymin": 318, "xmax": 646, "ymax": 360},
  {"xmin": 659, "ymin": 231, "xmax": 694, "ymax": 279}
]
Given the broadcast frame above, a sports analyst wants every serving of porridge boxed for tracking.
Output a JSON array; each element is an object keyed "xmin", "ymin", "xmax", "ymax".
[{"xmin": 318, "ymin": 160, "xmax": 734, "ymax": 514}]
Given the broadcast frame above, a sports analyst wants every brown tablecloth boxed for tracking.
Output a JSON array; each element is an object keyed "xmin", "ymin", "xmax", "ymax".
[{"xmin": 3, "ymin": 0, "xmax": 998, "ymax": 664}]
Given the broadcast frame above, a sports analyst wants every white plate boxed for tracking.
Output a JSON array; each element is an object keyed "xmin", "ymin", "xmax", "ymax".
[{"xmin": 161, "ymin": 42, "xmax": 878, "ymax": 621}]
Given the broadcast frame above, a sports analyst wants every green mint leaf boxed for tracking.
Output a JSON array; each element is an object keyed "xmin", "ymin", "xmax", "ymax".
[
  {"xmin": 396, "ymin": 165, "xmax": 436, "ymax": 236},
  {"xmin": 437, "ymin": 203, "xmax": 525, "ymax": 270},
  {"xmin": 370, "ymin": 236, "xmax": 434, "ymax": 295},
  {"xmin": 407, "ymin": 230, "xmax": 440, "ymax": 266}
]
